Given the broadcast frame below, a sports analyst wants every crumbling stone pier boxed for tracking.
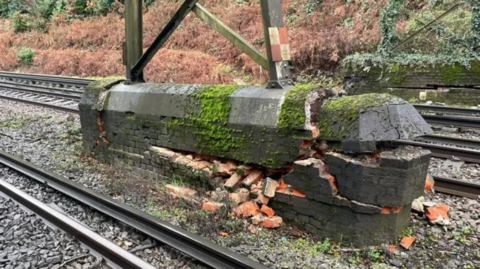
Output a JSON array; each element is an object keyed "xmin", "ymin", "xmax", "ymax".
[{"xmin": 79, "ymin": 79, "xmax": 432, "ymax": 246}]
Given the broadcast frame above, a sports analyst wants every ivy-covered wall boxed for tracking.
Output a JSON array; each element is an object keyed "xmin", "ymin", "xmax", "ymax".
[
  {"xmin": 343, "ymin": 60, "xmax": 480, "ymax": 105},
  {"xmin": 343, "ymin": 0, "xmax": 480, "ymax": 102}
]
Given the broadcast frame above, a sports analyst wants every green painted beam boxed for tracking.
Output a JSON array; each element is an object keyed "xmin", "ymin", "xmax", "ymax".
[
  {"xmin": 131, "ymin": 0, "xmax": 199, "ymax": 80},
  {"xmin": 124, "ymin": 0, "xmax": 143, "ymax": 82},
  {"xmin": 192, "ymin": 4, "xmax": 269, "ymax": 70}
]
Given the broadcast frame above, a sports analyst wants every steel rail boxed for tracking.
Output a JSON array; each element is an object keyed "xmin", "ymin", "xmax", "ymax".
[
  {"xmin": 432, "ymin": 175, "xmax": 480, "ymax": 199},
  {"xmin": 0, "ymin": 150, "xmax": 269, "ymax": 269},
  {"xmin": 418, "ymin": 134, "xmax": 480, "ymax": 149},
  {"xmin": 0, "ymin": 81, "xmax": 84, "ymax": 94},
  {"xmin": 421, "ymin": 114, "xmax": 480, "ymax": 129},
  {"xmin": 0, "ymin": 180, "xmax": 156, "ymax": 269},
  {"xmin": 413, "ymin": 104, "xmax": 480, "ymax": 116},
  {"xmin": 395, "ymin": 140, "xmax": 480, "ymax": 164},
  {"xmin": 0, "ymin": 71, "xmax": 94, "ymax": 87},
  {"xmin": 0, "ymin": 94, "xmax": 79, "ymax": 114},
  {"xmin": 0, "ymin": 84, "xmax": 82, "ymax": 100}
]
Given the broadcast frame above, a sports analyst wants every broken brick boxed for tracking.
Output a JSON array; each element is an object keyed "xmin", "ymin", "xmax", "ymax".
[
  {"xmin": 381, "ymin": 206, "xmax": 403, "ymax": 214},
  {"xmin": 224, "ymin": 173, "xmax": 244, "ymax": 191},
  {"xmin": 262, "ymin": 178, "xmax": 279, "ymax": 198},
  {"xmin": 254, "ymin": 191, "xmax": 270, "ymax": 205},
  {"xmin": 233, "ymin": 201, "xmax": 259, "ymax": 218},
  {"xmin": 385, "ymin": 244, "xmax": 400, "ymax": 255},
  {"xmin": 242, "ymin": 170, "xmax": 264, "ymax": 187},
  {"xmin": 150, "ymin": 146, "xmax": 176, "ymax": 159},
  {"xmin": 213, "ymin": 161, "xmax": 231, "ymax": 176},
  {"xmin": 400, "ymin": 236, "xmax": 416, "ymax": 249},
  {"xmin": 226, "ymin": 160, "xmax": 237, "ymax": 173},
  {"xmin": 292, "ymin": 189, "xmax": 307, "ymax": 197},
  {"xmin": 202, "ymin": 202, "xmax": 224, "ymax": 212},
  {"xmin": 208, "ymin": 189, "xmax": 228, "ymax": 202},
  {"xmin": 228, "ymin": 188, "xmax": 250, "ymax": 205},
  {"xmin": 251, "ymin": 214, "xmax": 264, "ymax": 225},
  {"xmin": 248, "ymin": 224, "xmax": 258, "ymax": 234},
  {"xmin": 174, "ymin": 156, "xmax": 192, "ymax": 165},
  {"xmin": 425, "ymin": 204, "xmax": 450, "ymax": 225},
  {"xmin": 259, "ymin": 216, "xmax": 283, "ymax": 228},
  {"xmin": 261, "ymin": 205, "xmax": 275, "ymax": 217},
  {"xmin": 277, "ymin": 178, "xmax": 288, "ymax": 190},
  {"xmin": 165, "ymin": 184, "xmax": 197, "ymax": 197},
  {"xmin": 191, "ymin": 160, "xmax": 212, "ymax": 170},
  {"xmin": 424, "ymin": 174, "xmax": 435, "ymax": 193},
  {"xmin": 327, "ymin": 174, "xmax": 338, "ymax": 193},
  {"xmin": 237, "ymin": 165, "xmax": 253, "ymax": 176}
]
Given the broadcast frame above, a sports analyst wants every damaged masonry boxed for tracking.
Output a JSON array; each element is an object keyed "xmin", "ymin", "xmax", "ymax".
[{"xmin": 79, "ymin": 80, "xmax": 432, "ymax": 246}]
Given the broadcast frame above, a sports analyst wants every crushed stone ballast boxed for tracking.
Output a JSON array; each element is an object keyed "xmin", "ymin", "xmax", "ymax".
[{"xmin": 0, "ymin": 149, "xmax": 269, "ymax": 269}]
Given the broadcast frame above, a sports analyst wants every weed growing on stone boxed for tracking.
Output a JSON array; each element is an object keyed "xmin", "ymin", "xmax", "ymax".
[{"xmin": 0, "ymin": 119, "xmax": 24, "ymax": 129}]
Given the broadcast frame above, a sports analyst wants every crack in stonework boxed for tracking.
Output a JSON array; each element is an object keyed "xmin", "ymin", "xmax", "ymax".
[
  {"xmin": 96, "ymin": 111, "xmax": 108, "ymax": 144},
  {"xmin": 387, "ymin": 105, "xmax": 401, "ymax": 139}
]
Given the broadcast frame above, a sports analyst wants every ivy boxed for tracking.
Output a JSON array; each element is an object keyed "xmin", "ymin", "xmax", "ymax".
[
  {"xmin": 347, "ymin": 0, "xmax": 480, "ymax": 71},
  {"xmin": 378, "ymin": 0, "xmax": 405, "ymax": 56},
  {"xmin": 467, "ymin": 0, "xmax": 480, "ymax": 51},
  {"xmin": 342, "ymin": 52, "xmax": 477, "ymax": 71}
]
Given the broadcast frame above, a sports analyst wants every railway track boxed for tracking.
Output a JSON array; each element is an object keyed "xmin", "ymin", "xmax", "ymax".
[
  {"xmin": 396, "ymin": 137, "xmax": 480, "ymax": 164},
  {"xmin": 0, "ymin": 179, "xmax": 156, "ymax": 269},
  {"xmin": 413, "ymin": 104, "xmax": 480, "ymax": 129},
  {"xmin": 0, "ymin": 71, "xmax": 93, "ymax": 88},
  {"xmin": 433, "ymin": 176, "xmax": 480, "ymax": 199},
  {"xmin": 0, "ymin": 82, "xmax": 81, "ymax": 113},
  {"xmin": 0, "ymin": 150, "xmax": 267, "ymax": 269},
  {"xmin": 0, "ymin": 73, "xmax": 479, "ymax": 200}
]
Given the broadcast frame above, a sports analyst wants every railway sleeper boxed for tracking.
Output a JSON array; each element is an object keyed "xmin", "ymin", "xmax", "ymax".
[{"xmin": 79, "ymin": 79, "xmax": 433, "ymax": 247}]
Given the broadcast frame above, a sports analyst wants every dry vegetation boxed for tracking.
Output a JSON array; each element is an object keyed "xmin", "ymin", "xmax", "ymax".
[{"xmin": 1, "ymin": 0, "xmax": 470, "ymax": 84}]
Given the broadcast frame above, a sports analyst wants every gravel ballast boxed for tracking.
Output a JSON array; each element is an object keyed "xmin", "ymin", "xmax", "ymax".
[
  {"xmin": 0, "ymin": 192, "xmax": 97, "ymax": 269},
  {"xmin": 1, "ymin": 99, "xmax": 480, "ymax": 268}
]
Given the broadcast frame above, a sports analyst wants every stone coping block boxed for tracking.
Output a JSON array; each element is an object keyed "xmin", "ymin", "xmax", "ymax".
[
  {"xmin": 271, "ymin": 198, "xmax": 411, "ymax": 246},
  {"xmin": 316, "ymin": 93, "xmax": 432, "ymax": 142},
  {"xmin": 326, "ymin": 146, "xmax": 431, "ymax": 207},
  {"xmin": 80, "ymin": 81, "xmax": 432, "ymax": 168}
]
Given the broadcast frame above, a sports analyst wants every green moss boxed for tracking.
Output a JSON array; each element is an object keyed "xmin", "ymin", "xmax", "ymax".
[
  {"xmin": 441, "ymin": 63, "xmax": 465, "ymax": 84},
  {"xmin": 317, "ymin": 93, "xmax": 399, "ymax": 140},
  {"xmin": 277, "ymin": 84, "xmax": 319, "ymax": 129},
  {"xmin": 167, "ymin": 85, "xmax": 248, "ymax": 159},
  {"xmin": 84, "ymin": 78, "xmax": 124, "ymax": 96}
]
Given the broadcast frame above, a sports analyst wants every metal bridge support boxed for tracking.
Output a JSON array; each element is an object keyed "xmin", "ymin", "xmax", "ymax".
[
  {"xmin": 259, "ymin": 0, "xmax": 294, "ymax": 89},
  {"xmin": 124, "ymin": 0, "xmax": 144, "ymax": 83},
  {"xmin": 124, "ymin": 0, "xmax": 294, "ymax": 88}
]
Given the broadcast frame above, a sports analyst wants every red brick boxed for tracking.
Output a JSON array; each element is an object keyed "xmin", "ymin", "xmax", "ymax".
[
  {"xmin": 262, "ymin": 178, "xmax": 279, "ymax": 198},
  {"xmin": 261, "ymin": 205, "xmax": 275, "ymax": 217},
  {"xmin": 165, "ymin": 184, "xmax": 197, "ymax": 197},
  {"xmin": 202, "ymin": 202, "xmax": 224, "ymax": 212},
  {"xmin": 260, "ymin": 216, "xmax": 282, "ymax": 228},
  {"xmin": 224, "ymin": 173, "xmax": 244, "ymax": 191},
  {"xmin": 242, "ymin": 170, "xmax": 263, "ymax": 187},
  {"xmin": 233, "ymin": 201, "xmax": 259, "ymax": 218}
]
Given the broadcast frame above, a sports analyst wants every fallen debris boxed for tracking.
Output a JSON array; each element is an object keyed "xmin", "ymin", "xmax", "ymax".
[
  {"xmin": 424, "ymin": 174, "xmax": 435, "ymax": 193},
  {"xmin": 261, "ymin": 205, "xmax": 275, "ymax": 217},
  {"xmin": 425, "ymin": 203, "xmax": 450, "ymax": 225},
  {"xmin": 165, "ymin": 184, "xmax": 197, "ymax": 198},
  {"xmin": 411, "ymin": 196, "xmax": 425, "ymax": 213},
  {"xmin": 259, "ymin": 216, "xmax": 283, "ymax": 228},
  {"xmin": 224, "ymin": 173, "xmax": 244, "ymax": 191},
  {"xmin": 400, "ymin": 236, "xmax": 416, "ymax": 249},
  {"xmin": 202, "ymin": 202, "xmax": 224, "ymax": 212},
  {"xmin": 242, "ymin": 170, "xmax": 263, "ymax": 187},
  {"xmin": 233, "ymin": 201, "xmax": 260, "ymax": 218},
  {"xmin": 262, "ymin": 178, "xmax": 279, "ymax": 198}
]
